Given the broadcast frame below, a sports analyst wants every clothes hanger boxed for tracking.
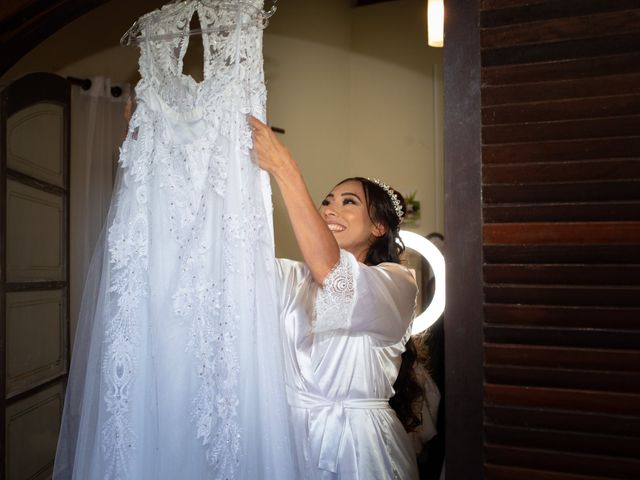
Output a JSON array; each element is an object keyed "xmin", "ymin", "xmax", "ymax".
[{"xmin": 120, "ymin": 0, "xmax": 277, "ymax": 46}]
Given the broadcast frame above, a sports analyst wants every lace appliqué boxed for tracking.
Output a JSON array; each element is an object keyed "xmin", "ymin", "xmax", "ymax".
[
  {"xmin": 314, "ymin": 250, "xmax": 357, "ymax": 333},
  {"xmin": 168, "ymin": 204, "xmax": 267, "ymax": 478},
  {"xmin": 173, "ymin": 277, "xmax": 242, "ymax": 474},
  {"xmin": 169, "ymin": 231, "xmax": 242, "ymax": 475},
  {"xmin": 102, "ymin": 199, "xmax": 150, "ymax": 478},
  {"xmin": 170, "ymin": 206, "xmax": 268, "ymax": 475},
  {"xmin": 119, "ymin": 105, "xmax": 156, "ymax": 183}
]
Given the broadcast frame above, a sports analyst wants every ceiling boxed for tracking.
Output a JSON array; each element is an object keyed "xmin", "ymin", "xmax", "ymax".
[
  {"xmin": 0, "ymin": 0, "xmax": 402, "ymax": 76},
  {"xmin": 0, "ymin": 0, "xmax": 110, "ymax": 76}
]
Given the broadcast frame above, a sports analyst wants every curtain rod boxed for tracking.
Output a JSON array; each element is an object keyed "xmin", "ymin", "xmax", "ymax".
[{"xmin": 67, "ymin": 76, "xmax": 123, "ymax": 97}]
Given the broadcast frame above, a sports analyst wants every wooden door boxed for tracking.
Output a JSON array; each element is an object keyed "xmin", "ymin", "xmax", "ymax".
[
  {"xmin": 1, "ymin": 72, "xmax": 70, "ymax": 480},
  {"xmin": 445, "ymin": 1, "xmax": 640, "ymax": 478}
]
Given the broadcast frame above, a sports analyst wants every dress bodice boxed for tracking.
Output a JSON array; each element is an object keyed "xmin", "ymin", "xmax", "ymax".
[{"xmin": 135, "ymin": 0, "xmax": 267, "ymax": 114}]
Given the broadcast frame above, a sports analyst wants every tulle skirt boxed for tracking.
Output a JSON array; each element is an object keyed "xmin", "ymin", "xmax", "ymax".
[{"xmin": 53, "ymin": 96, "xmax": 296, "ymax": 479}]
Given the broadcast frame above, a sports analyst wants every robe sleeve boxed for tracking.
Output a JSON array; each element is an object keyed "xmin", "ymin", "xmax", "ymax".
[
  {"xmin": 314, "ymin": 249, "xmax": 418, "ymax": 343},
  {"xmin": 275, "ymin": 257, "xmax": 306, "ymax": 312}
]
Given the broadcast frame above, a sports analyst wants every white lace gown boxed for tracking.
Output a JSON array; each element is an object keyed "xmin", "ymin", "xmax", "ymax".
[
  {"xmin": 277, "ymin": 250, "xmax": 420, "ymax": 479},
  {"xmin": 54, "ymin": 1, "xmax": 295, "ymax": 479}
]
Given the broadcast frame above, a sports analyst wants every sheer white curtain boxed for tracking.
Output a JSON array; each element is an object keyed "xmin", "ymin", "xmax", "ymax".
[{"xmin": 70, "ymin": 77, "xmax": 129, "ymax": 345}]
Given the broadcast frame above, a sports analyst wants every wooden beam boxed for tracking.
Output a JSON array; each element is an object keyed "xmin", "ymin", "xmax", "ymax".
[{"xmin": 444, "ymin": 0, "xmax": 484, "ymax": 478}]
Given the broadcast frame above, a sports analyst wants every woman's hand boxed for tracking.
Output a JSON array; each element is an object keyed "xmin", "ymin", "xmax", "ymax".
[
  {"xmin": 124, "ymin": 96, "xmax": 133, "ymax": 124},
  {"xmin": 248, "ymin": 115, "xmax": 292, "ymax": 178}
]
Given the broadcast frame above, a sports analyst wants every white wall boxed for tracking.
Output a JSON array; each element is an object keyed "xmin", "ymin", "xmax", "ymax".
[
  {"xmin": 2, "ymin": 0, "xmax": 443, "ymax": 262},
  {"xmin": 264, "ymin": 0, "xmax": 443, "ymax": 256},
  {"xmin": 349, "ymin": 0, "xmax": 444, "ymax": 237},
  {"xmin": 264, "ymin": 0, "xmax": 352, "ymax": 258}
]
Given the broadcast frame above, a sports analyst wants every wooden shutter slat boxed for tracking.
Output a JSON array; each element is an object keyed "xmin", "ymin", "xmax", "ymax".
[
  {"xmin": 483, "ymin": 222, "xmax": 640, "ymax": 244},
  {"xmin": 482, "ymin": 52, "xmax": 640, "ymax": 86},
  {"xmin": 484, "ymin": 245, "xmax": 640, "ymax": 263},
  {"xmin": 485, "ymin": 304, "xmax": 640, "ymax": 329},
  {"xmin": 484, "ymin": 160, "xmax": 640, "ymax": 184},
  {"xmin": 485, "ymin": 464, "xmax": 614, "ymax": 480},
  {"xmin": 483, "ymin": 137, "xmax": 640, "ymax": 164},
  {"xmin": 485, "ymin": 364, "xmax": 640, "ymax": 393},
  {"xmin": 485, "ymin": 325, "xmax": 640, "ymax": 349},
  {"xmin": 481, "ymin": 0, "xmax": 640, "ymax": 27},
  {"xmin": 485, "ymin": 405, "xmax": 640, "ymax": 437},
  {"xmin": 483, "ymin": 115, "xmax": 640, "ymax": 144},
  {"xmin": 485, "ymin": 384, "xmax": 640, "ymax": 415},
  {"xmin": 485, "ymin": 423, "xmax": 640, "ymax": 457},
  {"xmin": 482, "ymin": 10, "xmax": 640, "ymax": 49},
  {"xmin": 482, "ymin": 32, "xmax": 640, "ymax": 67},
  {"xmin": 484, "ymin": 284, "xmax": 640, "ymax": 307},
  {"xmin": 483, "ymin": 201, "xmax": 640, "ymax": 222},
  {"xmin": 485, "ymin": 444, "xmax": 640, "ymax": 478},
  {"xmin": 481, "ymin": 0, "xmax": 548, "ymax": 11},
  {"xmin": 483, "ymin": 181, "xmax": 640, "ymax": 203},
  {"xmin": 484, "ymin": 264, "xmax": 640, "ymax": 285},
  {"xmin": 482, "ymin": 95, "xmax": 640, "ymax": 125},
  {"xmin": 482, "ymin": 73, "xmax": 640, "ymax": 106},
  {"xmin": 484, "ymin": 344, "xmax": 640, "ymax": 371}
]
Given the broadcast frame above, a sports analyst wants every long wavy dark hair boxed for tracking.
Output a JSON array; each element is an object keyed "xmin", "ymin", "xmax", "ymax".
[{"xmin": 337, "ymin": 177, "xmax": 425, "ymax": 432}]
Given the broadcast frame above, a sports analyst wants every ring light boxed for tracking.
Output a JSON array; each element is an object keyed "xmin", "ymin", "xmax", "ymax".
[{"xmin": 399, "ymin": 230, "xmax": 445, "ymax": 334}]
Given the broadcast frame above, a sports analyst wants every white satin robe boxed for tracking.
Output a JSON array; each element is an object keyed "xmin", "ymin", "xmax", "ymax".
[{"xmin": 276, "ymin": 250, "xmax": 419, "ymax": 479}]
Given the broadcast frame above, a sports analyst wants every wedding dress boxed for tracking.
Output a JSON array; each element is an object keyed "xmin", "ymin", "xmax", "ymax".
[{"xmin": 54, "ymin": 1, "xmax": 295, "ymax": 478}]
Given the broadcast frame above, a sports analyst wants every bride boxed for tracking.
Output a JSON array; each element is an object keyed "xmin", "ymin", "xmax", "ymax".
[{"xmin": 250, "ymin": 115, "xmax": 423, "ymax": 479}]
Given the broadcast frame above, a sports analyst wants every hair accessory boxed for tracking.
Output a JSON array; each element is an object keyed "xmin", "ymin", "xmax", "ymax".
[{"xmin": 368, "ymin": 178, "xmax": 404, "ymax": 222}]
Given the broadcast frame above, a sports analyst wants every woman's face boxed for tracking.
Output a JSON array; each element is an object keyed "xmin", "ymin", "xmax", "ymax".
[{"xmin": 319, "ymin": 180, "xmax": 384, "ymax": 262}]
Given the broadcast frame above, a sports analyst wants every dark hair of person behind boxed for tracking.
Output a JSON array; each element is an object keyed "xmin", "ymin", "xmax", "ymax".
[{"xmin": 337, "ymin": 177, "xmax": 425, "ymax": 432}]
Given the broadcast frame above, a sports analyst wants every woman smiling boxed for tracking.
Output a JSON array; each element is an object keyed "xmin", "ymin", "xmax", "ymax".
[{"xmin": 250, "ymin": 116, "xmax": 422, "ymax": 480}]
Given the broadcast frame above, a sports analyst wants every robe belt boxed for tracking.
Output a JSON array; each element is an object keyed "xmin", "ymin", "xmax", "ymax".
[{"xmin": 286, "ymin": 386, "xmax": 390, "ymax": 473}]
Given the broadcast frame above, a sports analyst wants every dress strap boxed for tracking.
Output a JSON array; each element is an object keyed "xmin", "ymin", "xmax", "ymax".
[{"xmin": 286, "ymin": 386, "xmax": 390, "ymax": 473}]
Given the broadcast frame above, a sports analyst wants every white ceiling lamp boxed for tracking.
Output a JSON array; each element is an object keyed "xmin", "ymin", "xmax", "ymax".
[
  {"xmin": 399, "ymin": 230, "xmax": 446, "ymax": 334},
  {"xmin": 427, "ymin": 0, "xmax": 444, "ymax": 48}
]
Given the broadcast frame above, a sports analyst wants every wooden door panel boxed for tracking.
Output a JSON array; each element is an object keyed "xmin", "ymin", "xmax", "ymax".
[
  {"xmin": 6, "ymin": 180, "xmax": 64, "ymax": 282},
  {"xmin": 7, "ymin": 103, "xmax": 65, "ymax": 187},
  {"xmin": 5, "ymin": 381, "xmax": 64, "ymax": 480},
  {"xmin": 5, "ymin": 289, "xmax": 66, "ymax": 398}
]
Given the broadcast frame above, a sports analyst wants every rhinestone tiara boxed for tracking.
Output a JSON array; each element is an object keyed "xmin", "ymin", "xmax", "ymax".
[{"xmin": 368, "ymin": 178, "xmax": 404, "ymax": 222}]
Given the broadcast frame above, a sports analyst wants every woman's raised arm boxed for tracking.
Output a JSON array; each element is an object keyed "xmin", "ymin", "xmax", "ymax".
[{"xmin": 249, "ymin": 115, "xmax": 339, "ymax": 285}]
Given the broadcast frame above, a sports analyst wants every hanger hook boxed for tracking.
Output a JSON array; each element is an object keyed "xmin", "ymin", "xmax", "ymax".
[{"xmin": 263, "ymin": 0, "xmax": 277, "ymax": 18}]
